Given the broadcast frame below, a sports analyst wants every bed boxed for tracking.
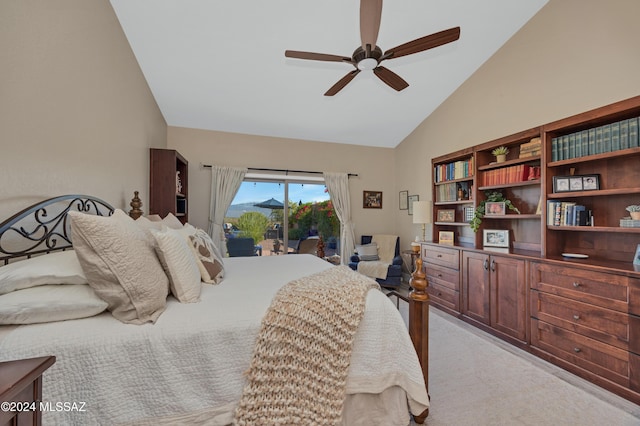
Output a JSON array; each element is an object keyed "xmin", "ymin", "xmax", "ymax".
[{"xmin": 0, "ymin": 195, "xmax": 431, "ymax": 425}]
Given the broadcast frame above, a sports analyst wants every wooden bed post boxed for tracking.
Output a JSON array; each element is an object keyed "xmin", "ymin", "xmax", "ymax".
[{"xmin": 409, "ymin": 255, "xmax": 430, "ymax": 423}]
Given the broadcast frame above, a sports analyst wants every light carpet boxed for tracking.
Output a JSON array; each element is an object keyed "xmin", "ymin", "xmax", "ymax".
[{"xmin": 391, "ymin": 296, "xmax": 640, "ymax": 426}]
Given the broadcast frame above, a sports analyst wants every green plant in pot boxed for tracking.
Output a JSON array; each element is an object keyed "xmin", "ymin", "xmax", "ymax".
[
  {"xmin": 470, "ymin": 191, "xmax": 520, "ymax": 232},
  {"xmin": 491, "ymin": 146, "xmax": 509, "ymax": 163}
]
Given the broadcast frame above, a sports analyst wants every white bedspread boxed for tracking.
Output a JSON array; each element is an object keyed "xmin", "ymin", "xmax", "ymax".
[{"xmin": 0, "ymin": 254, "xmax": 428, "ymax": 425}]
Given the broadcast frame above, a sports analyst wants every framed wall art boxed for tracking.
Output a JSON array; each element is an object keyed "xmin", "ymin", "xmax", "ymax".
[
  {"xmin": 407, "ymin": 195, "xmax": 419, "ymax": 215},
  {"xmin": 399, "ymin": 190, "xmax": 408, "ymax": 210},
  {"xmin": 438, "ymin": 231, "xmax": 454, "ymax": 246},
  {"xmin": 363, "ymin": 190, "xmax": 383, "ymax": 209}
]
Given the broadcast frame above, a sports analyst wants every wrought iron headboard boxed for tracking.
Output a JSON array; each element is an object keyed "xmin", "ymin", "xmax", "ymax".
[{"xmin": 0, "ymin": 195, "xmax": 114, "ymax": 265}]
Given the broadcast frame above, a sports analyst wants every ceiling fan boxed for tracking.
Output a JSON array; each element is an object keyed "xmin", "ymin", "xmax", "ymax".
[{"xmin": 285, "ymin": 0, "xmax": 460, "ymax": 96}]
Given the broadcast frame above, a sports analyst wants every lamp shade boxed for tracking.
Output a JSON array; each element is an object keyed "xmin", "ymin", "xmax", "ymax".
[{"xmin": 412, "ymin": 200, "xmax": 431, "ymax": 224}]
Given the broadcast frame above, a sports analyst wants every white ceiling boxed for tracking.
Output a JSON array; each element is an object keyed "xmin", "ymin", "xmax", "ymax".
[{"xmin": 110, "ymin": 0, "xmax": 548, "ymax": 148}]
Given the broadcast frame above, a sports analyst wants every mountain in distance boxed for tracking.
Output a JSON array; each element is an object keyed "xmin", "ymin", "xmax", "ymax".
[{"xmin": 226, "ymin": 202, "xmax": 273, "ymax": 218}]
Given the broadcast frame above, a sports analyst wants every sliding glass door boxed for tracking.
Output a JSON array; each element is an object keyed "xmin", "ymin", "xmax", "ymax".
[{"xmin": 224, "ymin": 179, "xmax": 338, "ymax": 256}]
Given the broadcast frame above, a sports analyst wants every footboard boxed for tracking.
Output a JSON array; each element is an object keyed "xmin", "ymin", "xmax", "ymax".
[{"xmin": 409, "ymin": 256, "xmax": 430, "ymax": 423}]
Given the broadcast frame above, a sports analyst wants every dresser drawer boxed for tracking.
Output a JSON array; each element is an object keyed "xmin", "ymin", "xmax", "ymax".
[
  {"xmin": 426, "ymin": 281, "xmax": 459, "ymax": 312},
  {"xmin": 424, "ymin": 262, "xmax": 459, "ymax": 291},
  {"xmin": 531, "ymin": 291, "xmax": 629, "ymax": 350},
  {"xmin": 531, "ymin": 319, "xmax": 630, "ymax": 387},
  {"xmin": 530, "ymin": 262, "xmax": 632, "ymax": 311},
  {"xmin": 422, "ymin": 245, "xmax": 459, "ymax": 270}
]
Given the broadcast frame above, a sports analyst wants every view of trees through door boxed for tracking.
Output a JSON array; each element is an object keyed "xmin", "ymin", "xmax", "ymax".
[{"xmin": 224, "ymin": 180, "xmax": 339, "ymax": 257}]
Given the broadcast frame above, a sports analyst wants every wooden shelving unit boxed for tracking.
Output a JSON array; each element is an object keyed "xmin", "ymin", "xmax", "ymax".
[{"xmin": 149, "ymin": 148, "xmax": 189, "ymax": 223}]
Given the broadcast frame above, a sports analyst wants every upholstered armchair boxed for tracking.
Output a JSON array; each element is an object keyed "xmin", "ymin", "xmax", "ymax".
[{"xmin": 348, "ymin": 235, "xmax": 402, "ymax": 288}]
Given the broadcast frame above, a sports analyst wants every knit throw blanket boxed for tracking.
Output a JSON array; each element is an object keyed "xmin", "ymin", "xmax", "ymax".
[{"xmin": 234, "ymin": 265, "xmax": 379, "ymax": 426}]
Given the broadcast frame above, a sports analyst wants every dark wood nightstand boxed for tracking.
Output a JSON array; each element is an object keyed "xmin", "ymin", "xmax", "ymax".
[{"xmin": 0, "ymin": 356, "xmax": 55, "ymax": 426}]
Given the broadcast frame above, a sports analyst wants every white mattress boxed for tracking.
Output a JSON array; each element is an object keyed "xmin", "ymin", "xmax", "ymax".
[{"xmin": 0, "ymin": 254, "xmax": 428, "ymax": 425}]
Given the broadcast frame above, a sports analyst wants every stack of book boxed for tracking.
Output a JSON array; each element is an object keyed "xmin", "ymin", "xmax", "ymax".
[
  {"xmin": 518, "ymin": 137, "xmax": 542, "ymax": 158},
  {"xmin": 551, "ymin": 116, "xmax": 640, "ymax": 161},
  {"xmin": 547, "ymin": 201, "xmax": 590, "ymax": 226}
]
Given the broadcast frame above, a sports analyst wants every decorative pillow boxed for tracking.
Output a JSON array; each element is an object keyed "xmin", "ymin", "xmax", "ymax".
[
  {"xmin": 188, "ymin": 229, "xmax": 225, "ymax": 284},
  {"xmin": 69, "ymin": 209, "xmax": 169, "ymax": 324},
  {"xmin": 150, "ymin": 226, "xmax": 202, "ymax": 303},
  {"xmin": 356, "ymin": 243, "xmax": 379, "ymax": 261},
  {"xmin": 162, "ymin": 213, "xmax": 184, "ymax": 230},
  {"xmin": 0, "ymin": 284, "xmax": 108, "ymax": 325},
  {"xmin": 0, "ymin": 250, "xmax": 87, "ymax": 296}
]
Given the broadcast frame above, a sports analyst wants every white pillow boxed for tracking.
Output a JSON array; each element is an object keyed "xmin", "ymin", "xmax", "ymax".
[
  {"xmin": 162, "ymin": 213, "xmax": 184, "ymax": 230},
  {"xmin": 188, "ymin": 229, "xmax": 225, "ymax": 284},
  {"xmin": 0, "ymin": 284, "xmax": 108, "ymax": 324},
  {"xmin": 356, "ymin": 243, "xmax": 379, "ymax": 261},
  {"xmin": 69, "ymin": 209, "xmax": 169, "ymax": 324},
  {"xmin": 0, "ymin": 250, "xmax": 87, "ymax": 296},
  {"xmin": 151, "ymin": 226, "xmax": 201, "ymax": 303}
]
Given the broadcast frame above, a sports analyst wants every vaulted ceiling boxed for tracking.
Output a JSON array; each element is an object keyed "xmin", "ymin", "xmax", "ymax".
[{"xmin": 110, "ymin": 0, "xmax": 548, "ymax": 148}]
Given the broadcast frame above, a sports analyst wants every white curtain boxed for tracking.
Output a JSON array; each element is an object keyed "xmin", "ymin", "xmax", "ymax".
[
  {"xmin": 207, "ymin": 165, "xmax": 247, "ymax": 255},
  {"xmin": 323, "ymin": 172, "xmax": 356, "ymax": 265}
]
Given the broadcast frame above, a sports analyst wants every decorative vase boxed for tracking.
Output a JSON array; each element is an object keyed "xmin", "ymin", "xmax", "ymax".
[
  {"xmin": 496, "ymin": 154, "xmax": 506, "ymax": 163},
  {"xmin": 631, "ymin": 211, "xmax": 640, "ymax": 220}
]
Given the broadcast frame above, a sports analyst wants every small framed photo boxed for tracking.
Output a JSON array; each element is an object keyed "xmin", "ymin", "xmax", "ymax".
[
  {"xmin": 437, "ymin": 209, "xmax": 455, "ymax": 222},
  {"xmin": 438, "ymin": 231, "xmax": 454, "ymax": 246},
  {"xmin": 464, "ymin": 206, "xmax": 474, "ymax": 222},
  {"xmin": 485, "ymin": 201, "xmax": 506, "ymax": 216},
  {"xmin": 633, "ymin": 244, "xmax": 640, "ymax": 266},
  {"xmin": 363, "ymin": 190, "xmax": 382, "ymax": 209},
  {"xmin": 483, "ymin": 229, "xmax": 509, "ymax": 248},
  {"xmin": 399, "ymin": 190, "xmax": 408, "ymax": 210},
  {"xmin": 569, "ymin": 177, "xmax": 583, "ymax": 191},
  {"xmin": 582, "ymin": 174, "xmax": 600, "ymax": 191},
  {"xmin": 552, "ymin": 176, "xmax": 570, "ymax": 193},
  {"xmin": 408, "ymin": 195, "xmax": 419, "ymax": 215}
]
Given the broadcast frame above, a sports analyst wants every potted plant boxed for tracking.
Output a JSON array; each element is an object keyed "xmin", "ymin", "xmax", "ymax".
[
  {"xmin": 626, "ymin": 205, "xmax": 640, "ymax": 220},
  {"xmin": 491, "ymin": 146, "xmax": 509, "ymax": 163},
  {"xmin": 470, "ymin": 191, "xmax": 520, "ymax": 232}
]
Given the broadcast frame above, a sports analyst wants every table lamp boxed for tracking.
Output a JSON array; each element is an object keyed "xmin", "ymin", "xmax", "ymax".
[{"xmin": 412, "ymin": 200, "xmax": 432, "ymax": 242}]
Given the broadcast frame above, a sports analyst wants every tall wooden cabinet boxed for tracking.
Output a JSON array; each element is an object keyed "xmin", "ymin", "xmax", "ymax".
[
  {"xmin": 423, "ymin": 95, "xmax": 640, "ymax": 405},
  {"xmin": 149, "ymin": 148, "xmax": 188, "ymax": 223}
]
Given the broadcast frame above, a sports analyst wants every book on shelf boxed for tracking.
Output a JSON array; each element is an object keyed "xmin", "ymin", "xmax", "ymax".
[
  {"xmin": 547, "ymin": 201, "xmax": 590, "ymax": 226},
  {"xmin": 550, "ymin": 115, "xmax": 640, "ymax": 161},
  {"xmin": 434, "ymin": 157, "xmax": 474, "ymax": 183}
]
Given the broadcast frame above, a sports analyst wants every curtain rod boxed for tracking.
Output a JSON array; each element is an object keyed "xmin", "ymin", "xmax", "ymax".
[{"xmin": 201, "ymin": 164, "xmax": 358, "ymax": 177}]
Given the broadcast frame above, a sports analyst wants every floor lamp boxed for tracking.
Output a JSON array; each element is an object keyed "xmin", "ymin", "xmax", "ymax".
[{"xmin": 412, "ymin": 200, "xmax": 432, "ymax": 242}]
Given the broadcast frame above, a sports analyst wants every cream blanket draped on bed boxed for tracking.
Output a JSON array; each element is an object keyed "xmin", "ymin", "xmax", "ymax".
[{"xmin": 234, "ymin": 266, "xmax": 379, "ymax": 425}]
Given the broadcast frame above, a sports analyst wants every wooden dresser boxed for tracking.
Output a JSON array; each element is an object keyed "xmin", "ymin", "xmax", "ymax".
[{"xmin": 0, "ymin": 356, "xmax": 55, "ymax": 426}]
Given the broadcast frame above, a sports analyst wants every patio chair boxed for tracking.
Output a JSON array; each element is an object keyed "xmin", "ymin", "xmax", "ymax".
[{"xmin": 227, "ymin": 237, "xmax": 259, "ymax": 257}]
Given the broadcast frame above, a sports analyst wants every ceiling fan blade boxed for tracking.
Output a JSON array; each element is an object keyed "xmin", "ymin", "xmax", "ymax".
[
  {"xmin": 383, "ymin": 26, "xmax": 460, "ymax": 60},
  {"xmin": 324, "ymin": 70, "xmax": 360, "ymax": 96},
  {"xmin": 373, "ymin": 66, "xmax": 409, "ymax": 91},
  {"xmin": 285, "ymin": 50, "xmax": 353, "ymax": 63},
  {"xmin": 360, "ymin": 0, "xmax": 383, "ymax": 51}
]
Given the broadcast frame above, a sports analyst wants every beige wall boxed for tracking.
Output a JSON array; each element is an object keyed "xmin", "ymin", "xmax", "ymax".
[
  {"xmin": 0, "ymin": 0, "xmax": 166, "ymax": 220},
  {"xmin": 168, "ymin": 127, "xmax": 396, "ymax": 238},
  {"xmin": 395, "ymin": 0, "xmax": 640, "ymax": 247}
]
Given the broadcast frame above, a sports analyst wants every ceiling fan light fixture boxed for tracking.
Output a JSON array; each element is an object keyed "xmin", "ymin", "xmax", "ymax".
[{"xmin": 357, "ymin": 58, "xmax": 378, "ymax": 71}]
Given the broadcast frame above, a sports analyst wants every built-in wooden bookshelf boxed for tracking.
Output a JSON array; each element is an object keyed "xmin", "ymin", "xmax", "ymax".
[{"xmin": 149, "ymin": 148, "xmax": 188, "ymax": 223}]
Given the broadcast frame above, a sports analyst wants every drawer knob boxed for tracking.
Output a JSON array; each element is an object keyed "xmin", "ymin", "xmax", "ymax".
[
  {"xmin": 437, "ymin": 292, "xmax": 442, "ymax": 296},
  {"xmin": 437, "ymin": 254, "xmax": 442, "ymax": 258},
  {"xmin": 573, "ymin": 314, "xmax": 580, "ymax": 320},
  {"xmin": 437, "ymin": 273, "xmax": 443, "ymax": 278},
  {"xmin": 573, "ymin": 347, "xmax": 582, "ymax": 353},
  {"xmin": 572, "ymin": 282, "xmax": 581, "ymax": 288}
]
